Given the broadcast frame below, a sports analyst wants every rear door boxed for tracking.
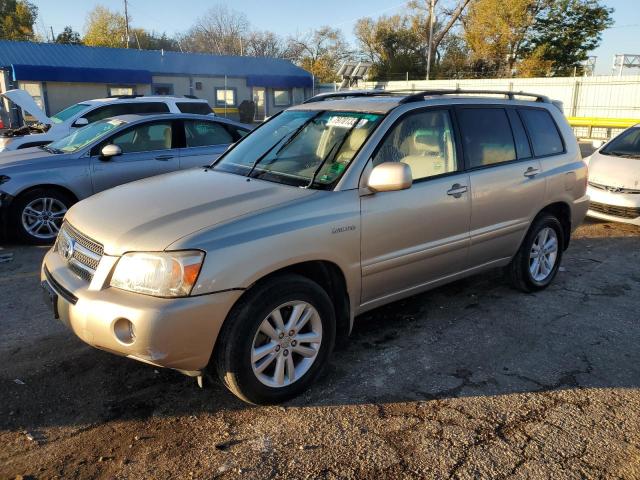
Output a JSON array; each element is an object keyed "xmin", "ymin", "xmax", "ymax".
[
  {"xmin": 90, "ymin": 119, "xmax": 179, "ymax": 192},
  {"xmin": 457, "ymin": 106, "xmax": 546, "ymax": 268},
  {"xmin": 360, "ymin": 107, "xmax": 471, "ymax": 305},
  {"xmin": 178, "ymin": 119, "xmax": 241, "ymax": 169}
]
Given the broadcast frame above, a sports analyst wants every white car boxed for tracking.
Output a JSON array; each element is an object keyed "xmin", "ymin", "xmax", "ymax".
[
  {"xmin": 585, "ymin": 124, "xmax": 640, "ymax": 225},
  {"xmin": 0, "ymin": 90, "xmax": 214, "ymax": 152}
]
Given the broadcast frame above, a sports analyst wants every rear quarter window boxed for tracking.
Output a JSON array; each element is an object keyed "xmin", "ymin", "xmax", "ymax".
[
  {"xmin": 177, "ymin": 102, "xmax": 212, "ymax": 115},
  {"xmin": 518, "ymin": 108, "xmax": 564, "ymax": 157}
]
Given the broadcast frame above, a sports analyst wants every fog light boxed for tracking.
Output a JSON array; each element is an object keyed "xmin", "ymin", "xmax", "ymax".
[{"xmin": 114, "ymin": 318, "xmax": 136, "ymax": 345}]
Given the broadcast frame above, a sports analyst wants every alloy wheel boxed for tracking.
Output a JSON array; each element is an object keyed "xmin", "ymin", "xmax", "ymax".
[
  {"xmin": 21, "ymin": 197, "xmax": 67, "ymax": 240},
  {"xmin": 529, "ymin": 226, "xmax": 558, "ymax": 282}
]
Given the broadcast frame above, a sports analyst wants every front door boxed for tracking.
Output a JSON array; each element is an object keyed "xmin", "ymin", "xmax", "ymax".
[
  {"xmin": 360, "ymin": 108, "xmax": 471, "ymax": 305},
  {"xmin": 90, "ymin": 120, "xmax": 178, "ymax": 193},
  {"xmin": 253, "ymin": 87, "xmax": 266, "ymax": 121}
]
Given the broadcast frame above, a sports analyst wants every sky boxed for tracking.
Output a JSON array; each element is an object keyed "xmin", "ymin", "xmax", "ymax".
[{"xmin": 30, "ymin": 0, "xmax": 640, "ymax": 76}]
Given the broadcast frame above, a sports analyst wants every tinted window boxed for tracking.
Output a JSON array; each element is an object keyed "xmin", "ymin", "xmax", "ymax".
[
  {"xmin": 373, "ymin": 109, "xmax": 458, "ymax": 180},
  {"xmin": 457, "ymin": 108, "xmax": 516, "ymax": 168},
  {"xmin": 226, "ymin": 125, "xmax": 250, "ymax": 140},
  {"xmin": 84, "ymin": 102, "xmax": 169, "ymax": 123},
  {"xmin": 110, "ymin": 121, "xmax": 173, "ymax": 153},
  {"xmin": 518, "ymin": 108, "xmax": 563, "ymax": 157},
  {"xmin": 177, "ymin": 102, "xmax": 212, "ymax": 115},
  {"xmin": 185, "ymin": 120, "xmax": 233, "ymax": 147},
  {"xmin": 506, "ymin": 109, "xmax": 532, "ymax": 159}
]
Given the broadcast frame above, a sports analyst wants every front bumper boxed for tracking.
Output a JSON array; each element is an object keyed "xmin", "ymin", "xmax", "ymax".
[
  {"xmin": 41, "ymin": 247, "xmax": 243, "ymax": 373},
  {"xmin": 586, "ymin": 186, "xmax": 640, "ymax": 226}
]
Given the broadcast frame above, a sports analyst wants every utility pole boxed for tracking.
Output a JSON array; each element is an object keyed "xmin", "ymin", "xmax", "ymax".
[
  {"xmin": 50, "ymin": 26, "xmax": 55, "ymax": 43},
  {"xmin": 123, "ymin": 0, "xmax": 131, "ymax": 48},
  {"xmin": 426, "ymin": 0, "xmax": 435, "ymax": 80}
]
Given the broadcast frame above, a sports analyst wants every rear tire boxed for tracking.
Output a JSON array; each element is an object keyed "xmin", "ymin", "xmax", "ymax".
[
  {"xmin": 212, "ymin": 274, "xmax": 336, "ymax": 404},
  {"xmin": 11, "ymin": 188, "xmax": 72, "ymax": 245},
  {"xmin": 507, "ymin": 214, "xmax": 564, "ymax": 293}
]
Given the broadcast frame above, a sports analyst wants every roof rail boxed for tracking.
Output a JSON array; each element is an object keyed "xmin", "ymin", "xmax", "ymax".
[
  {"xmin": 109, "ymin": 94, "xmax": 145, "ymax": 99},
  {"xmin": 399, "ymin": 89, "xmax": 550, "ymax": 104},
  {"xmin": 303, "ymin": 90, "xmax": 392, "ymax": 104},
  {"xmin": 183, "ymin": 94, "xmax": 199, "ymax": 99}
]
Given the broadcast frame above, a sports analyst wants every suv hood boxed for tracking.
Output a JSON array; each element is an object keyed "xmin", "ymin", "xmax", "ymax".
[
  {"xmin": 0, "ymin": 146, "xmax": 56, "ymax": 168},
  {"xmin": 588, "ymin": 150, "xmax": 640, "ymax": 190},
  {"xmin": 65, "ymin": 169, "xmax": 317, "ymax": 255},
  {"xmin": 1, "ymin": 89, "xmax": 51, "ymax": 124}
]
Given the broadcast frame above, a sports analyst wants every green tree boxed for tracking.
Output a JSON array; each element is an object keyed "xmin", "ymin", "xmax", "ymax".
[
  {"xmin": 527, "ymin": 0, "xmax": 613, "ymax": 75},
  {"xmin": 0, "ymin": 0, "xmax": 37, "ymax": 40},
  {"xmin": 132, "ymin": 29, "xmax": 179, "ymax": 51},
  {"xmin": 83, "ymin": 5, "xmax": 127, "ymax": 48},
  {"xmin": 55, "ymin": 26, "xmax": 82, "ymax": 45}
]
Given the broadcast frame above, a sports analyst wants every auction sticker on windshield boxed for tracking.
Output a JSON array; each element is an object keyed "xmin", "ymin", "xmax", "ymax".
[{"xmin": 327, "ymin": 116, "xmax": 359, "ymax": 128}]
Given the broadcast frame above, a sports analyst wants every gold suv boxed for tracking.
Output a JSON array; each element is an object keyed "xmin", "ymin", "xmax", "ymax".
[{"xmin": 41, "ymin": 90, "xmax": 589, "ymax": 404}]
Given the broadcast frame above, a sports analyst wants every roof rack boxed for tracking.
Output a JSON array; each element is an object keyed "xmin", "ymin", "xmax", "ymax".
[
  {"xmin": 398, "ymin": 89, "xmax": 550, "ymax": 104},
  {"xmin": 183, "ymin": 94, "xmax": 200, "ymax": 99},
  {"xmin": 109, "ymin": 94, "xmax": 145, "ymax": 99},
  {"xmin": 303, "ymin": 90, "xmax": 392, "ymax": 104}
]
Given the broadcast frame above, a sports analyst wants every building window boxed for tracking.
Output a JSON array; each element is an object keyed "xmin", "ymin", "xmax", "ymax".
[
  {"xmin": 108, "ymin": 85, "xmax": 135, "ymax": 96},
  {"xmin": 215, "ymin": 88, "xmax": 236, "ymax": 107},
  {"xmin": 152, "ymin": 83, "xmax": 174, "ymax": 95},
  {"xmin": 195, "ymin": 82, "xmax": 203, "ymax": 91},
  {"xmin": 273, "ymin": 89, "xmax": 291, "ymax": 107}
]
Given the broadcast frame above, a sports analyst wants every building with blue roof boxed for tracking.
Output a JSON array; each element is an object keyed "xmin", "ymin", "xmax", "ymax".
[{"xmin": 0, "ymin": 40, "xmax": 314, "ymax": 121}]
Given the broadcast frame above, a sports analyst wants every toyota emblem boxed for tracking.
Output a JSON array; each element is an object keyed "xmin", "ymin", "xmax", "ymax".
[{"xmin": 63, "ymin": 238, "xmax": 76, "ymax": 260}]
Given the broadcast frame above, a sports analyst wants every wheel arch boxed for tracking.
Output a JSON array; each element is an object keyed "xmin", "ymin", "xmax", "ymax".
[
  {"xmin": 14, "ymin": 184, "xmax": 79, "ymax": 205},
  {"xmin": 538, "ymin": 201, "xmax": 571, "ymax": 250}
]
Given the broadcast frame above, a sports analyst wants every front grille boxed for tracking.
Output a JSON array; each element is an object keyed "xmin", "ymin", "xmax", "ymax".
[
  {"xmin": 56, "ymin": 222, "xmax": 104, "ymax": 281},
  {"xmin": 589, "ymin": 201, "xmax": 640, "ymax": 219},
  {"xmin": 588, "ymin": 181, "xmax": 640, "ymax": 194}
]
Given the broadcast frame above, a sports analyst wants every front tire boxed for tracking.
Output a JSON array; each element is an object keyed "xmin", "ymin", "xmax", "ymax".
[
  {"xmin": 507, "ymin": 214, "xmax": 564, "ymax": 292},
  {"xmin": 11, "ymin": 189, "xmax": 72, "ymax": 244},
  {"xmin": 212, "ymin": 274, "xmax": 336, "ymax": 404}
]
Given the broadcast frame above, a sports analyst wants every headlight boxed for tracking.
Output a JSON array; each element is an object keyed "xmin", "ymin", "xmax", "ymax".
[
  {"xmin": 110, "ymin": 251, "xmax": 205, "ymax": 297},
  {"xmin": 0, "ymin": 174, "xmax": 10, "ymax": 185}
]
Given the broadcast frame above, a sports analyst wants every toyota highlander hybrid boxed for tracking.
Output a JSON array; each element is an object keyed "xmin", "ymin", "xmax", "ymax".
[{"xmin": 40, "ymin": 90, "xmax": 589, "ymax": 404}]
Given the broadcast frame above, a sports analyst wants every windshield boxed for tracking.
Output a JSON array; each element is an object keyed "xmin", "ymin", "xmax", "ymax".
[
  {"xmin": 601, "ymin": 127, "xmax": 640, "ymax": 158},
  {"xmin": 50, "ymin": 103, "xmax": 91, "ymax": 124},
  {"xmin": 213, "ymin": 110, "xmax": 383, "ymax": 188},
  {"xmin": 46, "ymin": 118, "xmax": 126, "ymax": 153}
]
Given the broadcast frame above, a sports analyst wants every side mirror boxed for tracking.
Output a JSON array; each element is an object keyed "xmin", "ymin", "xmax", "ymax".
[
  {"xmin": 100, "ymin": 144, "xmax": 122, "ymax": 159},
  {"xmin": 592, "ymin": 139, "xmax": 605, "ymax": 149},
  {"xmin": 73, "ymin": 117, "xmax": 89, "ymax": 127},
  {"xmin": 367, "ymin": 162, "xmax": 412, "ymax": 192}
]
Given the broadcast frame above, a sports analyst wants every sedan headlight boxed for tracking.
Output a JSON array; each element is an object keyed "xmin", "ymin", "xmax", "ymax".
[{"xmin": 110, "ymin": 251, "xmax": 204, "ymax": 297}]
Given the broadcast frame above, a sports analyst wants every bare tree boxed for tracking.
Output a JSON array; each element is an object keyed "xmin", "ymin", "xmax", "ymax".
[
  {"xmin": 179, "ymin": 5, "xmax": 250, "ymax": 55},
  {"xmin": 286, "ymin": 27, "xmax": 352, "ymax": 82},
  {"xmin": 245, "ymin": 30, "xmax": 286, "ymax": 58}
]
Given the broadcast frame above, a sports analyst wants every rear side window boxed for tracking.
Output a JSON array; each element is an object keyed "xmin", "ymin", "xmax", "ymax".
[
  {"xmin": 84, "ymin": 102, "xmax": 169, "ymax": 122},
  {"xmin": 177, "ymin": 102, "xmax": 212, "ymax": 115},
  {"xmin": 518, "ymin": 108, "xmax": 563, "ymax": 157},
  {"xmin": 457, "ymin": 108, "xmax": 516, "ymax": 168},
  {"xmin": 184, "ymin": 120, "xmax": 233, "ymax": 147}
]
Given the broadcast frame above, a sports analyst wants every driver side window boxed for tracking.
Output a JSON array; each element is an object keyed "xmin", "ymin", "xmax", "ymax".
[
  {"xmin": 373, "ymin": 110, "xmax": 458, "ymax": 180},
  {"xmin": 110, "ymin": 122, "xmax": 173, "ymax": 154}
]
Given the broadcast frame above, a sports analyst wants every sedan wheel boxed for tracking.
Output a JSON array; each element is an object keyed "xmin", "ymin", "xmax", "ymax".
[{"xmin": 21, "ymin": 197, "xmax": 67, "ymax": 241}]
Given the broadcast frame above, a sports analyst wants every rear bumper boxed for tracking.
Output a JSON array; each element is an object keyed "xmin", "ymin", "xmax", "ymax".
[{"xmin": 41, "ymin": 248, "xmax": 243, "ymax": 373}]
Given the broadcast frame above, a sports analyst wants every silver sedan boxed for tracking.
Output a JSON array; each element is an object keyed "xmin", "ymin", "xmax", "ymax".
[{"xmin": 0, "ymin": 113, "xmax": 250, "ymax": 243}]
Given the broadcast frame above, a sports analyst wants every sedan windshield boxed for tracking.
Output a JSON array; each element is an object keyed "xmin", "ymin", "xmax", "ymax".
[
  {"xmin": 213, "ymin": 110, "xmax": 383, "ymax": 188},
  {"xmin": 601, "ymin": 127, "xmax": 640, "ymax": 158},
  {"xmin": 50, "ymin": 103, "xmax": 91, "ymax": 124},
  {"xmin": 46, "ymin": 119, "xmax": 126, "ymax": 153}
]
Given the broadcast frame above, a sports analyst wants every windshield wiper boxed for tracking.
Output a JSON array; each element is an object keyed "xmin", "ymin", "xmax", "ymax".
[
  {"xmin": 605, "ymin": 150, "xmax": 640, "ymax": 158},
  {"xmin": 246, "ymin": 111, "xmax": 324, "ymax": 178},
  {"xmin": 39, "ymin": 145, "xmax": 61, "ymax": 154}
]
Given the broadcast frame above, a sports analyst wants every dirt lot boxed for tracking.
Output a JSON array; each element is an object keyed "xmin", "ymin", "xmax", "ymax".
[{"xmin": 1, "ymin": 219, "xmax": 640, "ymax": 479}]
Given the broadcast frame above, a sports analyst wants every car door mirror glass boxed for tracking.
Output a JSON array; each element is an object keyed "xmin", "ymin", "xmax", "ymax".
[
  {"xmin": 73, "ymin": 117, "xmax": 89, "ymax": 127},
  {"xmin": 367, "ymin": 162, "xmax": 412, "ymax": 192},
  {"xmin": 101, "ymin": 144, "xmax": 122, "ymax": 159}
]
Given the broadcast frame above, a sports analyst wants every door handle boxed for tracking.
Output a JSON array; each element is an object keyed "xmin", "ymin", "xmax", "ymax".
[
  {"xmin": 155, "ymin": 154, "xmax": 174, "ymax": 161},
  {"xmin": 446, "ymin": 183, "xmax": 468, "ymax": 198},
  {"xmin": 524, "ymin": 167, "xmax": 539, "ymax": 178}
]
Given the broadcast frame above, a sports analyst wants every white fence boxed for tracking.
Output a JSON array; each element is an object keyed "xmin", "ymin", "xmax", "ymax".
[{"xmin": 317, "ymin": 75, "xmax": 640, "ymax": 119}]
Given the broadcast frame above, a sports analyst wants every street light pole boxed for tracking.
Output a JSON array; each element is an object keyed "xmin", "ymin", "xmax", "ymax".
[
  {"xmin": 124, "ymin": 0, "xmax": 131, "ymax": 49},
  {"xmin": 426, "ymin": 0, "xmax": 435, "ymax": 80}
]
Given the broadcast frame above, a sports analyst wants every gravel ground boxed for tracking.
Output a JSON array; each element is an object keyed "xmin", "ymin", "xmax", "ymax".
[{"xmin": 1, "ymin": 218, "xmax": 640, "ymax": 479}]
